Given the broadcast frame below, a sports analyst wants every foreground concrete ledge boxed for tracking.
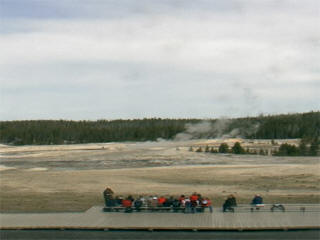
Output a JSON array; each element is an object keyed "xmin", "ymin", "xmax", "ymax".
[
  {"xmin": 1, "ymin": 226, "xmax": 320, "ymax": 231},
  {"xmin": 1, "ymin": 206, "xmax": 319, "ymax": 231}
]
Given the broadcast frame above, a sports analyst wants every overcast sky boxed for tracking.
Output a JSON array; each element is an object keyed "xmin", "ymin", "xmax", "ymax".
[{"xmin": 0, "ymin": 0, "xmax": 319, "ymax": 120}]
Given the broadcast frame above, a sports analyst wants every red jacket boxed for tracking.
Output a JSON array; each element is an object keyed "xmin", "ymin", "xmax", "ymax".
[
  {"xmin": 122, "ymin": 199, "xmax": 132, "ymax": 207},
  {"xmin": 190, "ymin": 195, "xmax": 198, "ymax": 202},
  {"xmin": 158, "ymin": 197, "xmax": 166, "ymax": 205}
]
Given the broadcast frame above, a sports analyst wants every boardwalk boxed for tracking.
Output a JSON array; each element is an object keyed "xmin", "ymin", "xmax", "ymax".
[{"xmin": 1, "ymin": 205, "xmax": 319, "ymax": 230}]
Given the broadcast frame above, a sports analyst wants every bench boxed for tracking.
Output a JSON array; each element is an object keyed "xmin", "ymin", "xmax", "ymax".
[
  {"xmin": 270, "ymin": 204, "xmax": 285, "ymax": 212},
  {"xmin": 250, "ymin": 204, "xmax": 265, "ymax": 212},
  {"xmin": 103, "ymin": 206, "xmax": 208, "ymax": 213},
  {"xmin": 230, "ymin": 204, "xmax": 287, "ymax": 213}
]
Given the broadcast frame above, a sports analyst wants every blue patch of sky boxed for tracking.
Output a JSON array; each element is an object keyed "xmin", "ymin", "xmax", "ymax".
[{"xmin": 0, "ymin": 0, "xmax": 241, "ymax": 19}]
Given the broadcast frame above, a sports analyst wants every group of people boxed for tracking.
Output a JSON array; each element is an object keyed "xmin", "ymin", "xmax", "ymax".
[
  {"xmin": 103, "ymin": 187, "xmax": 213, "ymax": 213},
  {"xmin": 103, "ymin": 187, "xmax": 263, "ymax": 213}
]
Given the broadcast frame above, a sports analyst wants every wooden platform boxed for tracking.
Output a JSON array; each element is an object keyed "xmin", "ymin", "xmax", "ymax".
[{"xmin": 1, "ymin": 205, "xmax": 319, "ymax": 230}]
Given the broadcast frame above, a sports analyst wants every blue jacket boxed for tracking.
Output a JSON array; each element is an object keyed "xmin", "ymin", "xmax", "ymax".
[{"xmin": 251, "ymin": 196, "xmax": 263, "ymax": 204}]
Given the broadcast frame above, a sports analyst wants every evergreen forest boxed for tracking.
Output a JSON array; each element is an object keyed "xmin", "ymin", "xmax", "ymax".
[{"xmin": 0, "ymin": 111, "xmax": 319, "ymax": 146}]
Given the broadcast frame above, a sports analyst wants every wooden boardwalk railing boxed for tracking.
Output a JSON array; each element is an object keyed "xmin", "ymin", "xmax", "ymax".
[{"xmin": 103, "ymin": 203, "xmax": 320, "ymax": 213}]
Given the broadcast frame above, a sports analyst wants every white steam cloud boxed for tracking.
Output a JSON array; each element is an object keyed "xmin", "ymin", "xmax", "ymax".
[{"xmin": 174, "ymin": 119, "xmax": 260, "ymax": 141}]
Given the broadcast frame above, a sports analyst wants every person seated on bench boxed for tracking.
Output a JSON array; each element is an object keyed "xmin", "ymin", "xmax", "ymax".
[
  {"xmin": 172, "ymin": 198, "xmax": 181, "ymax": 212},
  {"xmin": 105, "ymin": 196, "xmax": 116, "ymax": 208},
  {"xmin": 115, "ymin": 196, "xmax": 123, "ymax": 207},
  {"xmin": 138, "ymin": 195, "xmax": 146, "ymax": 206},
  {"xmin": 251, "ymin": 194, "xmax": 263, "ymax": 205},
  {"xmin": 190, "ymin": 192, "xmax": 199, "ymax": 202},
  {"xmin": 164, "ymin": 196, "xmax": 174, "ymax": 207},
  {"xmin": 146, "ymin": 196, "xmax": 153, "ymax": 208},
  {"xmin": 158, "ymin": 196, "xmax": 167, "ymax": 207},
  {"xmin": 134, "ymin": 197, "xmax": 143, "ymax": 212},
  {"xmin": 151, "ymin": 196, "xmax": 158, "ymax": 210},
  {"xmin": 127, "ymin": 195, "xmax": 135, "ymax": 202},
  {"xmin": 179, "ymin": 195, "xmax": 185, "ymax": 204},
  {"xmin": 184, "ymin": 197, "xmax": 192, "ymax": 213},
  {"xmin": 195, "ymin": 194, "xmax": 204, "ymax": 212},
  {"xmin": 201, "ymin": 197, "xmax": 213, "ymax": 213},
  {"xmin": 189, "ymin": 192, "xmax": 199, "ymax": 213},
  {"xmin": 197, "ymin": 193, "xmax": 203, "ymax": 202},
  {"xmin": 223, "ymin": 195, "xmax": 235, "ymax": 212},
  {"xmin": 122, "ymin": 196, "xmax": 133, "ymax": 212},
  {"xmin": 229, "ymin": 194, "xmax": 237, "ymax": 207},
  {"xmin": 251, "ymin": 194, "xmax": 264, "ymax": 211},
  {"xmin": 103, "ymin": 186, "xmax": 114, "ymax": 206},
  {"xmin": 190, "ymin": 199, "xmax": 198, "ymax": 213}
]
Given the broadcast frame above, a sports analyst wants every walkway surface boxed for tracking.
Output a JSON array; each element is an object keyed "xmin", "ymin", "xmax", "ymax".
[
  {"xmin": 1, "ymin": 205, "xmax": 319, "ymax": 230},
  {"xmin": 2, "ymin": 230, "xmax": 320, "ymax": 240}
]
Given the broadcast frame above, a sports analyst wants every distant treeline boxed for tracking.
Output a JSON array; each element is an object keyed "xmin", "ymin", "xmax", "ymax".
[
  {"xmin": 192, "ymin": 141, "xmax": 319, "ymax": 156},
  {"xmin": 0, "ymin": 111, "xmax": 319, "ymax": 145}
]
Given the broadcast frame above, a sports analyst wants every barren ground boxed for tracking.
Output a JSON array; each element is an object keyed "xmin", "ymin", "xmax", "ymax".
[{"xmin": 0, "ymin": 139, "xmax": 319, "ymax": 212}]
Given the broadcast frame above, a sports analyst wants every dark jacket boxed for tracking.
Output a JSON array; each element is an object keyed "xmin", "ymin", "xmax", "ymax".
[
  {"xmin": 106, "ymin": 198, "xmax": 116, "ymax": 207},
  {"xmin": 172, "ymin": 199, "xmax": 180, "ymax": 208},
  {"xmin": 134, "ymin": 199, "xmax": 143, "ymax": 208},
  {"xmin": 251, "ymin": 196, "xmax": 263, "ymax": 205},
  {"xmin": 230, "ymin": 197, "xmax": 237, "ymax": 207}
]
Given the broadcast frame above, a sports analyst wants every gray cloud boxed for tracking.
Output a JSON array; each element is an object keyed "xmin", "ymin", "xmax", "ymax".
[{"xmin": 0, "ymin": 0, "xmax": 319, "ymax": 120}]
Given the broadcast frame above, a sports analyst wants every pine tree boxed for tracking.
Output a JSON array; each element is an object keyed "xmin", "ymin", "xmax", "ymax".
[
  {"xmin": 218, "ymin": 143, "xmax": 229, "ymax": 153},
  {"xmin": 210, "ymin": 147, "xmax": 217, "ymax": 153},
  {"xmin": 232, "ymin": 142, "xmax": 245, "ymax": 154},
  {"xmin": 205, "ymin": 145, "xmax": 210, "ymax": 152},
  {"xmin": 309, "ymin": 138, "xmax": 319, "ymax": 156},
  {"xmin": 298, "ymin": 141, "xmax": 308, "ymax": 156}
]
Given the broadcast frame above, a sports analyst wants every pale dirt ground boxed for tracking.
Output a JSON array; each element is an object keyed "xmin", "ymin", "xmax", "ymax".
[{"xmin": 0, "ymin": 139, "xmax": 319, "ymax": 212}]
